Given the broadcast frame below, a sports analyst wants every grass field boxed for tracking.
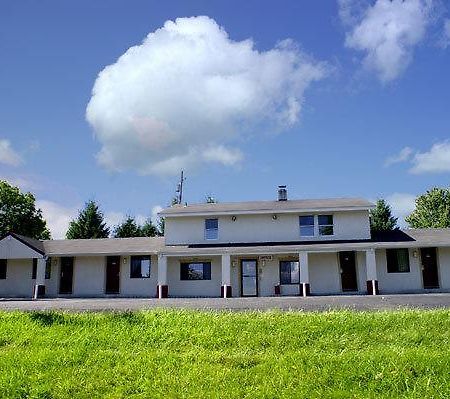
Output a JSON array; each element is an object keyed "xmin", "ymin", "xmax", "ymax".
[{"xmin": 0, "ymin": 310, "xmax": 449, "ymax": 398}]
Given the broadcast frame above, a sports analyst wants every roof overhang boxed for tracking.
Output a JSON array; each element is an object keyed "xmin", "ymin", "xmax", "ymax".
[{"xmin": 161, "ymin": 206, "xmax": 372, "ymax": 218}]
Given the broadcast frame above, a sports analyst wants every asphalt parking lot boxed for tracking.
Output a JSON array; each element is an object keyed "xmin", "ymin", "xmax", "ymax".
[{"xmin": 0, "ymin": 293, "xmax": 449, "ymax": 312}]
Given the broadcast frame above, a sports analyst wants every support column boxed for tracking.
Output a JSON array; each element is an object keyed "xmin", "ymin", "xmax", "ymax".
[
  {"xmin": 366, "ymin": 249, "xmax": 379, "ymax": 295},
  {"xmin": 221, "ymin": 254, "xmax": 232, "ymax": 298},
  {"xmin": 299, "ymin": 251, "xmax": 310, "ymax": 297},
  {"xmin": 157, "ymin": 254, "xmax": 168, "ymax": 298},
  {"xmin": 33, "ymin": 258, "xmax": 46, "ymax": 299}
]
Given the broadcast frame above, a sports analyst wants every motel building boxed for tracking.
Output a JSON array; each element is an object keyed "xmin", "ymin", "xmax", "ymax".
[{"xmin": 1, "ymin": 186, "xmax": 450, "ymax": 299}]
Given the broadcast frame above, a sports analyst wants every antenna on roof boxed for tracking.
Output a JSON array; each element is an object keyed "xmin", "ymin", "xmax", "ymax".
[{"xmin": 175, "ymin": 170, "xmax": 186, "ymax": 205}]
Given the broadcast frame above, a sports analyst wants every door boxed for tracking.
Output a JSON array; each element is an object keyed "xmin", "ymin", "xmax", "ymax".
[
  {"xmin": 421, "ymin": 248, "xmax": 439, "ymax": 289},
  {"xmin": 339, "ymin": 251, "xmax": 358, "ymax": 292},
  {"xmin": 59, "ymin": 257, "xmax": 74, "ymax": 294},
  {"xmin": 241, "ymin": 259, "xmax": 258, "ymax": 297},
  {"xmin": 106, "ymin": 256, "xmax": 121, "ymax": 294}
]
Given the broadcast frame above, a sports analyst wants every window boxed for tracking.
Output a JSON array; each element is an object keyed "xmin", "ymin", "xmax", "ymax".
[
  {"xmin": 279, "ymin": 261, "xmax": 300, "ymax": 284},
  {"xmin": 299, "ymin": 216, "xmax": 315, "ymax": 237},
  {"xmin": 32, "ymin": 259, "xmax": 52, "ymax": 279},
  {"xmin": 32, "ymin": 258, "xmax": 37, "ymax": 279},
  {"xmin": 130, "ymin": 256, "xmax": 151, "ymax": 278},
  {"xmin": 0, "ymin": 259, "xmax": 6, "ymax": 279},
  {"xmin": 318, "ymin": 215, "xmax": 334, "ymax": 236},
  {"xmin": 180, "ymin": 262, "xmax": 211, "ymax": 280},
  {"xmin": 45, "ymin": 258, "xmax": 51, "ymax": 280},
  {"xmin": 205, "ymin": 218, "xmax": 218, "ymax": 240},
  {"xmin": 386, "ymin": 249, "xmax": 410, "ymax": 273}
]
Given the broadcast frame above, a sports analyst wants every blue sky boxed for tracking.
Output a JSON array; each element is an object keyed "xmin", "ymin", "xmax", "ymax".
[{"xmin": 0, "ymin": 0, "xmax": 449, "ymax": 237}]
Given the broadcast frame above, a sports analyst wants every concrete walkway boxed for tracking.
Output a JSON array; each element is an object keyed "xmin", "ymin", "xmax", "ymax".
[{"xmin": 0, "ymin": 293, "xmax": 449, "ymax": 312}]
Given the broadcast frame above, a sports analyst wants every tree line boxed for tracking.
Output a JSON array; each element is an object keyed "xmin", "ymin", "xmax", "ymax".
[{"xmin": 0, "ymin": 179, "xmax": 449, "ymax": 240}]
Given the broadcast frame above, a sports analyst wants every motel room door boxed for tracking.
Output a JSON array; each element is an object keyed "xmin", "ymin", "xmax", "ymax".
[
  {"xmin": 339, "ymin": 251, "xmax": 358, "ymax": 292},
  {"xmin": 59, "ymin": 257, "xmax": 74, "ymax": 294},
  {"xmin": 106, "ymin": 256, "xmax": 121, "ymax": 294},
  {"xmin": 421, "ymin": 248, "xmax": 439, "ymax": 289},
  {"xmin": 241, "ymin": 259, "xmax": 258, "ymax": 297}
]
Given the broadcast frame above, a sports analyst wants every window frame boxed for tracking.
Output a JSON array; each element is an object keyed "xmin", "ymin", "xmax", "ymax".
[
  {"xmin": 299, "ymin": 215, "xmax": 315, "ymax": 237},
  {"xmin": 45, "ymin": 258, "xmax": 51, "ymax": 280},
  {"xmin": 0, "ymin": 259, "xmax": 6, "ymax": 279},
  {"xmin": 386, "ymin": 248, "xmax": 410, "ymax": 273},
  {"xmin": 180, "ymin": 262, "xmax": 212, "ymax": 280},
  {"xmin": 204, "ymin": 218, "xmax": 219, "ymax": 240},
  {"xmin": 279, "ymin": 260, "xmax": 300, "ymax": 285},
  {"xmin": 130, "ymin": 255, "xmax": 152, "ymax": 279},
  {"xmin": 318, "ymin": 214, "xmax": 334, "ymax": 236}
]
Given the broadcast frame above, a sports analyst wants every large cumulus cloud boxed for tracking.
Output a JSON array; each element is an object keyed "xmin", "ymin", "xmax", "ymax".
[{"xmin": 86, "ymin": 16, "xmax": 327, "ymax": 176}]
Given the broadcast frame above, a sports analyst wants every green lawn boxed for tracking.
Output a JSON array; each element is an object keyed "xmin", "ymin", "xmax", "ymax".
[{"xmin": 0, "ymin": 310, "xmax": 449, "ymax": 398}]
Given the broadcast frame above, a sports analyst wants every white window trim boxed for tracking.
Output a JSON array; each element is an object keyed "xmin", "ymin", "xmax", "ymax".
[
  {"xmin": 299, "ymin": 215, "xmax": 335, "ymax": 238},
  {"xmin": 204, "ymin": 219, "xmax": 219, "ymax": 240}
]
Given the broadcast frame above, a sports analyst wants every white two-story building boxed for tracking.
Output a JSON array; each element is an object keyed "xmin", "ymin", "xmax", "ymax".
[{"xmin": 1, "ymin": 186, "xmax": 449, "ymax": 299}]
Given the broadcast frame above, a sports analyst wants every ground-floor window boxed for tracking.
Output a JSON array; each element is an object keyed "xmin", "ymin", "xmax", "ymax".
[
  {"xmin": 279, "ymin": 261, "xmax": 300, "ymax": 284},
  {"xmin": 180, "ymin": 262, "xmax": 211, "ymax": 280},
  {"xmin": 130, "ymin": 256, "xmax": 151, "ymax": 278},
  {"xmin": 0, "ymin": 259, "xmax": 6, "ymax": 279},
  {"xmin": 32, "ymin": 258, "xmax": 37, "ymax": 279},
  {"xmin": 32, "ymin": 258, "xmax": 52, "ymax": 279},
  {"xmin": 386, "ymin": 248, "xmax": 410, "ymax": 273}
]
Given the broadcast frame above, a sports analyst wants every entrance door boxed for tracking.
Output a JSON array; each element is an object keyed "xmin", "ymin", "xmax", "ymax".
[
  {"xmin": 106, "ymin": 256, "xmax": 121, "ymax": 294},
  {"xmin": 339, "ymin": 251, "xmax": 358, "ymax": 292},
  {"xmin": 241, "ymin": 259, "xmax": 258, "ymax": 297},
  {"xmin": 421, "ymin": 248, "xmax": 439, "ymax": 289},
  {"xmin": 59, "ymin": 257, "xmax": 74, "ymax": 294}
]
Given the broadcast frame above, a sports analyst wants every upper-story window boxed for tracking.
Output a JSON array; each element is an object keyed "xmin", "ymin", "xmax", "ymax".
[
  {"xmin": 205, "ymin": 218, "xmax": 218, "ymax": 240},
  {"xmin": 318, "ymin": 215, "xmax": 334, "ymax": 236},
  {"xmin": 299, "ymin": 216, "xmax": 315, "ymax": 237},
  {"xmin": 299, "ymin": 215, "xmax": 334, "ymax": 237}
]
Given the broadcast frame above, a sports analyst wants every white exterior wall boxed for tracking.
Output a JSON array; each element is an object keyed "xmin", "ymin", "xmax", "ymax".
[
  {"xmin": 167, "ymin": 256, "xmax": 221, "ymax": 297},
  {"xmin": 120, "ymin": 255, "xmax": 158, "ymax": 297},
  {"xmin": 308, "ymin": 253, "xmax": 342, "ymax": 294},
  {"xmin": 164, "ymin": 210, "xmax": 371, "ymax": 245},
  {"xmin": 437, "ymin": 248, "xmax": 450, "ymax": 289},
  {"xmin": 72, "ymin": 256, "xmax": 105, "ymax": 297},
  {"xmin": 376, "ymin": 249, "xmax": 423, "ymax": 293},
  {"xmin": 0, "ymin": 259, "xmax": 35, "ymax": 297}
]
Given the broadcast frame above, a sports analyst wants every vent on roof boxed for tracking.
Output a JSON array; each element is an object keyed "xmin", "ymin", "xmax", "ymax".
[{"xmin": 277, "ymin": 185, "xmax": 287, "ymax": 201}]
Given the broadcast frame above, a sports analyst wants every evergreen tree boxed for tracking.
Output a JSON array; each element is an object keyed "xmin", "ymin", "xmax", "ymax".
[
  {"xmin": 406, "ymin": 187, "xmax": 450, "ymax": 228},
  {"xmin": 370, "ymin": 199, "xmax": 398, "ymax": 233},
  {"xmin": 113, "ymin": 216, "xmax": 141, "ymax": 238},
  {"xmin": 141, "ymin": 218, "xmax": 159, "ymax": 237},
  {"xmin": 66, "ymin": 200, "xmax": 109, "ymax": 239},
  {"xmin": 0, "ymin": 180, "xmax": 50, "ymax": 239}
]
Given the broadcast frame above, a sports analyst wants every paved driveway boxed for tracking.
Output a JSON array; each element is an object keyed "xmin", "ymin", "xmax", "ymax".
[{"xmin": 0, "ymin": 293, "xmax": 449, "ymax": 312}]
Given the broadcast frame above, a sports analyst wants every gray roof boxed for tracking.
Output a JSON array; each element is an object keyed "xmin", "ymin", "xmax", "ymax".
[
  {"xmin": 43, "ymin": 236, "xmax": 165, "ymax": 256},
  {"xmin": 160, "ymin": 198, "xmax": 375, "ymax": 216},
  {"xmin": 10, "ymin": 233, "xmax": 45, "ymax": 255}
]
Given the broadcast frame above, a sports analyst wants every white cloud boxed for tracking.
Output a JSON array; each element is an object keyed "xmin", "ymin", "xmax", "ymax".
[
  {"xmin": 151, "ymin": 205, "xmax": 163, "ymax": 224},
  {"xmin": 386, "ymin": 192, "xmax": 416, "ymax": 227},
  {"xmin": 36, "ymin": 200, "xmax": 79, "ymax": 239},
  {"xmin": 0, "ymin": 139, "xmax": 23, "ymax": 166},
  {"xmin": 384, "ymin": 146, "xmax": 413, "ymax": 167},
  {"xmin": 86, "ymin": 16, "xmax": 327, "ymax": 176},
  {"xmin": 410, "ymin": 141, "xmax": 450, "ymax": 174},
  {"xmin": 439, "ymin": 18, "xmax": 450, "ymax": 48},
  {"xmin": 342, "ymin": 0, "xmax": 433, "ymax": 82}
]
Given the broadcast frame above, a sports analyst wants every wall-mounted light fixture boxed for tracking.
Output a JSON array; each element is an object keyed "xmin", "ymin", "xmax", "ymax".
[
  {"xmin": 412, "ymin": 250, "xmax": 419, "ymax": 258},
  {"xmin": 123, "ymin": 257, "xmax": 128, "ymax": 264},
  {"xmin": 231, "ymin": 215, "xmax": 237, "ymax": 221},
  {"xmin": 272, "ymin": 214, "xmax": 278, "ymax": 221}
]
